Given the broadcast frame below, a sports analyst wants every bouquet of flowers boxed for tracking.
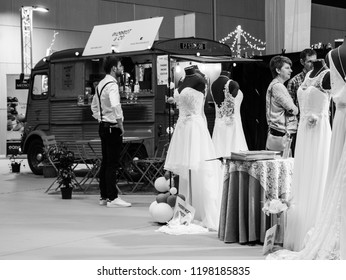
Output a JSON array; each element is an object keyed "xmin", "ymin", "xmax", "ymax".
[{"xmin": 262, "ymin": 194, "xmax": 291, "ymax": 216}]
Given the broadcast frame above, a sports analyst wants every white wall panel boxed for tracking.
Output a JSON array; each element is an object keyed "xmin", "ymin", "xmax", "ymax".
[{"xmin": 0, "ymin": 26, "xmax": 21, "ymax": 64}]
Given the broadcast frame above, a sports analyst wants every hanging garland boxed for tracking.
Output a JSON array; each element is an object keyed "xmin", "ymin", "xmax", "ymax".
[{"xmin": 220, "ymin": 25, "xmax": 266, "ymax": 57}]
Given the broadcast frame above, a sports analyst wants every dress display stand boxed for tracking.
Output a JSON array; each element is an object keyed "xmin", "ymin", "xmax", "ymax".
[
  {"xmin": 211, "ymin": 71, "xmax": 248, "ymax": 157},
  {"xmin": 267, "ymin": 37, "xmax": 346, "ymax": 260},
  {"xmin": 284, "ymin": 59, "xmax": 331, "ymax": 251},
  {"xmin": 164, "ymin": 65, "xmax": 221, "ymax": 230}
]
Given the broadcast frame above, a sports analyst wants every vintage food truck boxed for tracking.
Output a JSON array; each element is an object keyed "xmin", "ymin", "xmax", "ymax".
[{"xmin": 20, "ymin": 19, "xmax": 235, "ymax": 175}]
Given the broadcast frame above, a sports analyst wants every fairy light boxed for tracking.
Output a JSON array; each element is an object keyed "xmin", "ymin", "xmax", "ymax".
[{"xmin": 220, "ymin": 25, "xmax": 266, "ymax": 57}]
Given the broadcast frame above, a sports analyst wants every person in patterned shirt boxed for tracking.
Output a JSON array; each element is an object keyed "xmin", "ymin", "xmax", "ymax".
[{"xmin": 287, "ymin": 48, "xmax": 317, "ymax": 109}]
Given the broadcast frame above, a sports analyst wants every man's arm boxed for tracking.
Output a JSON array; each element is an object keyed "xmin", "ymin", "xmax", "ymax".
[
  {"xmin": 109, "ymin": 82, "xmax": 125, "ymax": 135},
  {"xmin": 91, "ymin": 94, "xmax": 100, "ymax": 121}
]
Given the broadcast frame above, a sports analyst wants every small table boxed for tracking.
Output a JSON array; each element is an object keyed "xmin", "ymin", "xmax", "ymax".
[
  {"xmin": 118, "ymin": 136, "xmax": 153, "ymax": 185},
  {"xmin": 65, "ymin": 136, "xmax": 153, "ymax": 191},
  {"xmin": 218, "ymin": 158, "xmax": 294, "ymax": 244}
]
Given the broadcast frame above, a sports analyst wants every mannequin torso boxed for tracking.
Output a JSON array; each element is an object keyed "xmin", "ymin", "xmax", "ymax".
[
  {"xmin": 178, "ymin": 65, "xmax": 206, "ymax": 93},
  {"xmin": 211, "ymin": 71, "xmax": 239, "ymax": 106},
  {"xmin": 309, "ymin": 59, "xmax": 330, "ymax": 90},
  {"xmin": 325, "ymin": 37, "xmax": 346, "ymax": 85}
]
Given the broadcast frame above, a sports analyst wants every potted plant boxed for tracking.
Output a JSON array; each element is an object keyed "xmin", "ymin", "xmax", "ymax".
[
  {"xmin": 9, "ymin": 149, "xmax": 24, "ymax": 173},
  {"xmin": 55, "ymin": 147, "xmax": 76, "ymax": 199}
]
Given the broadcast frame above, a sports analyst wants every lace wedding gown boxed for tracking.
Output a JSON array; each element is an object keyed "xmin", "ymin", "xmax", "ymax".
[
  {"xmin": 283, "ymin": 69, "xmax": 331, "ymax": 251},
  {"xmin": 267, "ymin": 50, "xmax": 346, "ymax": 260},
  {"xmin": 211, "ymin": 82, "xmax": 248, "ymax": 157},
  {"xmin": 164, "ymin": 87, "xmax": 221, "ymax": 230}
]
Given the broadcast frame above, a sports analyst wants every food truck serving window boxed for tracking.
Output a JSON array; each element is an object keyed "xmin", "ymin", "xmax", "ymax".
[{"xmin": 32, "ymin": 74, "xmax": 48, "ymax": 99}]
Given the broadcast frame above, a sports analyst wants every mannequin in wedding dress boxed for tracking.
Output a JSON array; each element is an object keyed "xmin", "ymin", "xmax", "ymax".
[
  {"xmin": 210, "ymin": 70, "xmax": 248, "ymax": 156},
  {"xmin": 164, "ymin": 65, "xmax": 222, "ymax": 230}
]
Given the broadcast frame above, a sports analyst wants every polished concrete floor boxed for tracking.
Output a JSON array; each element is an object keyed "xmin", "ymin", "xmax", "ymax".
[{"xmin": 0, "ymin": 158, "xmax": 264, "ymax": 260}]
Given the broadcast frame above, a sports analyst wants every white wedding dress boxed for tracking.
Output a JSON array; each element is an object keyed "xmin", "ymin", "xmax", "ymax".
[
  {"xmin": 164, "ymin": 87, "xmax": 222, "ymax": 230},
  {"xmin": 211, "ymin": 83, "xmax": 248, "ymax": 157},
  {"xmin": 283, "ymin": 69, "xmax": 331, "ymax": 251},
  {"xmin": 267, "ymin": 50, "xmax": 346, "ymax": 260}
]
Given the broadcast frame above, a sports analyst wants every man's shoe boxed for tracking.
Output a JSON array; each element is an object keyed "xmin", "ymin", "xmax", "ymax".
[
  {"xmin": 99, "ymin": 198, "xmax": 108, "ymax": 206},
  {"xmin": 107, "ymin": 197, "xmax": 132, "ymax": 207}
]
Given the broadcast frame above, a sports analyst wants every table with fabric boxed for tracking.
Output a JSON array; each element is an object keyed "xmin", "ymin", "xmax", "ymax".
[{"xmin": 218, "ymin": 158, "xmax": 294, "ymax": 244}]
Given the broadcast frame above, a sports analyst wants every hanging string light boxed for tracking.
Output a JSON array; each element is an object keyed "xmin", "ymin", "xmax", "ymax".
[{"xmin": 219, "ymin": 25, "xmax": 266, "ymax": 57}]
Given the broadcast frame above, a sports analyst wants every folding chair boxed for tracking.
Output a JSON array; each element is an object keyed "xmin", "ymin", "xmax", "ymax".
[
  {"xmin": 73, "ymin": 140, "xmax": 102, "ymax": 191},
  {"xmin": 132, "ymin": 135, "xmax": 169, "ymax": 192},
  {"xmin": 43, "ymin": 135, "xmax": 81, "ymax": 193}
]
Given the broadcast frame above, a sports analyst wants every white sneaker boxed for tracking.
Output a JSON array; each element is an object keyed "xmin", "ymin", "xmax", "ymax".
[
  {"xmin": 107, "ymin": 197, "xmax": 132, "ymax": 208},
  {"xmin": 99, "ymin": 198, "xmax": 108, "ymax": 206}
]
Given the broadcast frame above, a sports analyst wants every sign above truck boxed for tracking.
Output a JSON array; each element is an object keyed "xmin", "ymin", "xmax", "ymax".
[{"xmin": 82, "ymin": 17, "xmax": 163, "ymax": 56}]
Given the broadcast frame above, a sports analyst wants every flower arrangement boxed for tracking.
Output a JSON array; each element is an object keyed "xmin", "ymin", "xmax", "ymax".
[
  {"xmin": 49, "ymin": 146, "xmax": 75, "ymax": 188},
  {"xmin": 307, "ymin": 114, "xmax": 318, "ymax": 128},
  {"xmin": 262, "ymin": 194, "xmax": 291, "ymax": 216}
]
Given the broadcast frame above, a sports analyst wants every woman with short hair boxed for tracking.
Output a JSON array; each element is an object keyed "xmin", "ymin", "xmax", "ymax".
[{"xmin": 265, "ymin": 55, "xmax": 298, "ymax": 154}]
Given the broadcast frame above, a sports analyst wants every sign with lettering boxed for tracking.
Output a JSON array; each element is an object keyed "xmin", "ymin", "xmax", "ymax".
[
  {"xmin": 62, "ymin": 64, "xmax": 75, "ymax": 90},
  {"xmin": 172, "ymin": 196, "xmax": 195, "ymax": 225},
  {"xmin": 15, "ymin": 79, "xmax": 30, "ymax": 90},
  {"xmin": 157, "ymin": 55, "xmax": 168, "ymax": 85},
  {"xmin": 179, "ymin": 42, "xmax": 206, "ymax": 50},
  {"xmin": 7, "ymin": 74, "xmax": 28, "ymax": 154},
  {"xmin": 83, "ymin": 17, "xmax": 163, "ymax": 56},
  {"xmin": 263, "ymin": 224, "xmax": 277, "ymax": 255}
]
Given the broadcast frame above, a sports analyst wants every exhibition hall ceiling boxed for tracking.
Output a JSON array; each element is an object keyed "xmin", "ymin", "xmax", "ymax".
[{"xmin": 312, "ymin": 0, "xmax": 346, "ymax": 9}]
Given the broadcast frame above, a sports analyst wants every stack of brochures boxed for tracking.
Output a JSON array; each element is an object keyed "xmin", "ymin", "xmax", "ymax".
[{"xmin": 230, "ymin": 150, "xmax": 281, "ymax": 161}]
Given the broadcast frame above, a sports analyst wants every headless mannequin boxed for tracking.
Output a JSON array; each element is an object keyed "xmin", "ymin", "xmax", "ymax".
[
  {"xmin": 211, "ymin": 71, "xmax": 239, "ymax": 106},
  {"xmin": 326, "ymin": 36, "xmax": 346, "ymax": 76},
  {"xmin": 325, "ymin": 36, "xmax": 346, "ymax": 84},
  {"xmin": 177, "ymin": 65, "xmax": 207, "ymax": 205},
  {"xmin": 309, "ymin": 59, "xmax": 331, "ymax": 90},
  {"xmin": 178, "ymin": 65, "xmax": 206, "ymax": 93},
  {"xmin": 323, "ymin": 36, "xmax": 346, "ymax": 260}
]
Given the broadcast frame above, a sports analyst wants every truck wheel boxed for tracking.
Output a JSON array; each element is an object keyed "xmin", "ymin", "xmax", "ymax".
[{"xmin": 27, "ymin": 139, "xmax": 44, "ymax": 175}]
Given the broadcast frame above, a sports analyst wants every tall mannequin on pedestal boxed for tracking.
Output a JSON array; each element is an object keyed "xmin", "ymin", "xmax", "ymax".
[
  {"xmin": 284, "ymin": 58, "xmax": 331, "ymax": 251},
  {"xmin": 267, "ymin": 39, "xmax": 346, "ymax": 260},
  {"xmin": 210, "ymin": 71, "xmax": 248, "ymax": 157},
  {"xmin": 164, "ymin": 65, "xmax": 221, "ymax": 231}
]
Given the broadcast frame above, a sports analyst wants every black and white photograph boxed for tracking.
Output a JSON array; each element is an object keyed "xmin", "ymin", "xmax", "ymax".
[{"xmin": 0, "ymin": 1, "xmax": 345, "ymax": 279}]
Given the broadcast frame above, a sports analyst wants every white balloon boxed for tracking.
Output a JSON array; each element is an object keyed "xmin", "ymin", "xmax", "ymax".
[
  {"xmin": 149, "ymin": 200, "xmax": 158, "ymax": 216},
  {"xmin": 169, "ymin": 187, "xmax": 177, "ymax": 195},
  {"xmin": 154, "ymin": 177, "xmax": 170, "ymax": 192},
  {"xmin": 151, "ymin": 202, "xmax": 174, "ymax": 223}
]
